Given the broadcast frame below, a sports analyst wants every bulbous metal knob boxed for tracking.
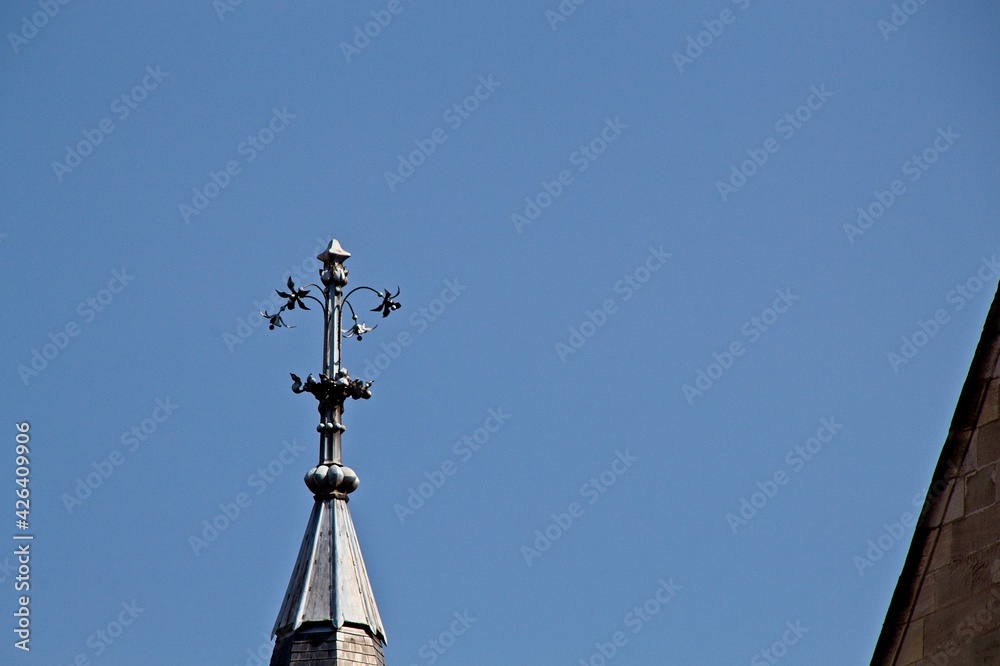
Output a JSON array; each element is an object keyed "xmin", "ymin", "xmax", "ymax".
[
  {"xmin": 304, "ymin": 463, "xmax": 359, "ymax": 497},
  {"xmin": 339, "ymin": 466, "xmax": 360, "ymax": 493}
]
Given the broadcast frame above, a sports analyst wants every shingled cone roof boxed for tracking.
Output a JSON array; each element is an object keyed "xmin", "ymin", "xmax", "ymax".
[
  {"xmin": 871, "ymin": 281, "xmax": 1000, "ymax": 665},
  {"xmin": 269, "ymin": 498, "xmax": 386, "ymax": 666}
]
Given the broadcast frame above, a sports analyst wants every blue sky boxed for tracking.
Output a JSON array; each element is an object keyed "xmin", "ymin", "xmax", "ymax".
[{"xmin": 3, "ymin": 1, "xmax": 999, "ymax": 664}]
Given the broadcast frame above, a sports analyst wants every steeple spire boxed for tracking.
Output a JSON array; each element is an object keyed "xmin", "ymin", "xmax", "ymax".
[{"xmin": 261, "ymin": 239, "xmax": 400, "ymax": 666}]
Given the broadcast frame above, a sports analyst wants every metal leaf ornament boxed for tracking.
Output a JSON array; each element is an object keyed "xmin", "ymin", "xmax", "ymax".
[
  {"xmin": 262, "ymin": 309, "xmax": 291, "ymax": 330},
  {"xmin": 371, "ymin": 287, "xmax": 401, "ymax": 318},
  {"xmin": 277, "ymin": 277, "xmax": 311, "ymax": 311},
  {"xmin": 343, "ymin": 321, "xmax": 376, "ymax": 341},
  {"xmin": 349, "ymin": 379, "xmax": 373, "ymax": 400}
]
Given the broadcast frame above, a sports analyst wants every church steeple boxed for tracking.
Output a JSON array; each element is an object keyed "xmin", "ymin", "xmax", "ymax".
[{"xmin": 262, "ymin": 239, "xmax": 399, "ymax": 666}]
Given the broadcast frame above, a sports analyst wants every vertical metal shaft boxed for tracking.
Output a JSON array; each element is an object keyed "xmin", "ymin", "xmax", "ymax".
[
  {"xmin": 330, "ymin": 275, "xmax": 344, "ymax": 465},
  {"xmin": 316, "ymin": 239, "xmax": 351, "ymax": 467},
  {"xmin": 318, "ymin": 280, "xmax": 335, "ymax": 465}
]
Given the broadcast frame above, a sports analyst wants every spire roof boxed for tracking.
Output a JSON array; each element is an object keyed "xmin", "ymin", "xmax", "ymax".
[
  {"xmin": 273, "ymin": 498, "xmax": 385, "ymax": 642},
  {"xmin": 260, "ymin": 240, "xmax": 400, "ymax": 666}
]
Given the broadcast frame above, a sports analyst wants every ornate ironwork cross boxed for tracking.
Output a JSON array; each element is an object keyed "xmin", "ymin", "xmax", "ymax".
[{"xmin": 261, "ymin": 238, "xmax": 401, "ymax": 495}]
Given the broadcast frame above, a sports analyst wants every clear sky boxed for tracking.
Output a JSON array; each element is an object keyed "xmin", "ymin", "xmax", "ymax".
[{"xmin": 3, "ymin": 1, "xmax": 1000, "ymax": 664}]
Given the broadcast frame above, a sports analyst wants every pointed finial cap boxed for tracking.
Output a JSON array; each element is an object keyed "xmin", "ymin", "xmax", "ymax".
[{"xmin": 317, "ymin": 239, "xmax": 351, "ymax": 265}]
